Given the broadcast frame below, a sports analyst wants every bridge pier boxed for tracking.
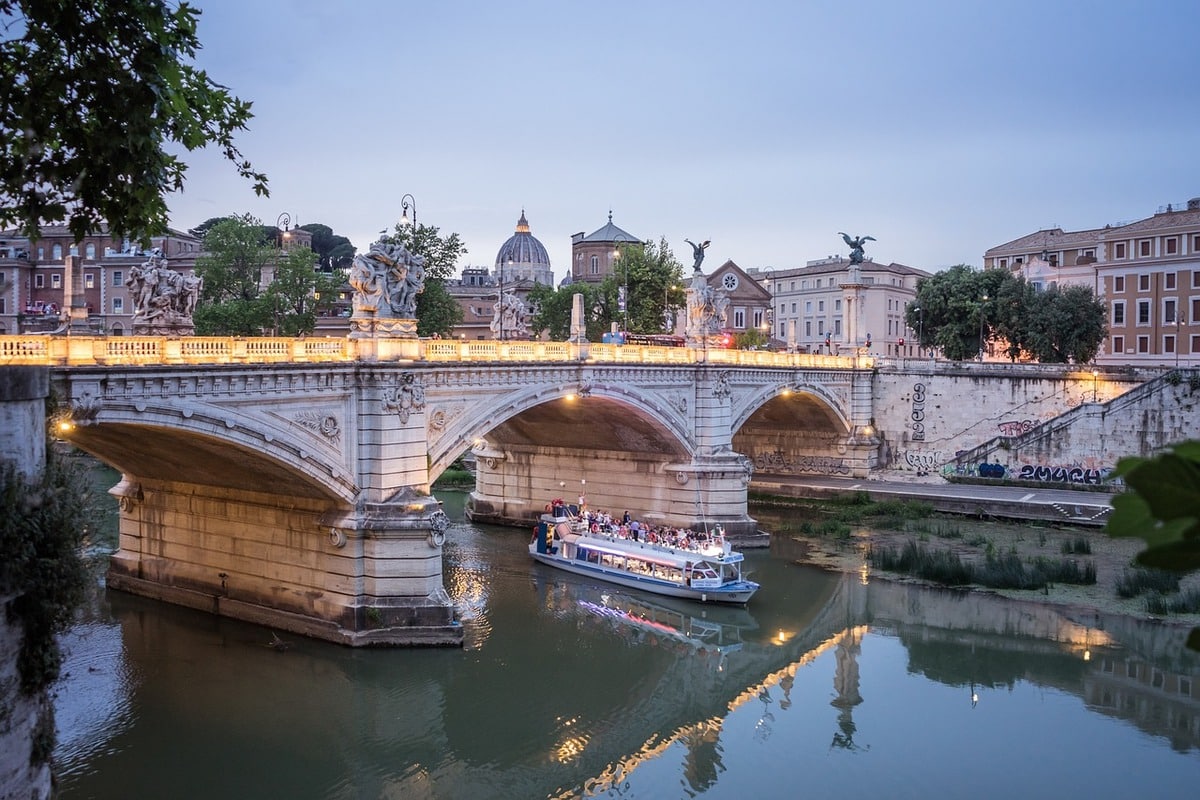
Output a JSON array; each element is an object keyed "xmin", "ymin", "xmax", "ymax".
[
  {"xmin": 466, "ymin": 445, "xmax": 758, "ymax": 536},
  {"xmin": 106, "ymin": 478, "xmax": 461, "ymax": 646}
]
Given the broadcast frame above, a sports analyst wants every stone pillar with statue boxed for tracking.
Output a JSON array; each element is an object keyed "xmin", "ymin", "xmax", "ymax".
[{"xmin": 347, "ymin": 237, "xmax": 426, "ymax": 339}]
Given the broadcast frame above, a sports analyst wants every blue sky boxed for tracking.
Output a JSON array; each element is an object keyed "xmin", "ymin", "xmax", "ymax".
[{"xmin": 168, "ymin": 0, "xmax": 1200, "ymax": 279}]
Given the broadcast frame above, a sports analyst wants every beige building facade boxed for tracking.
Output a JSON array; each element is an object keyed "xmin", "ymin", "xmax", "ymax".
[{"xmin": 759, "ymin": 257, "xmax": 929, "ymax": 357}]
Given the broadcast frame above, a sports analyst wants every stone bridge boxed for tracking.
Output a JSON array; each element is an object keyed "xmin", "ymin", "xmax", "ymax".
[
  {"xmin": 5, "ymin": 335, "xmax": 875, "ymax": 647},
  {"xmin": 5, "ymin": 334, "xmax": 1183, "ymax": 647}
]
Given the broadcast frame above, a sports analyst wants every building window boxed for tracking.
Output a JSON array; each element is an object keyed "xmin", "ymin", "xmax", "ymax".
[
  {"xmin": 1165, "ymin": 237, "xmax": 1179, "ymax": 255},
  {"xmin": 1139, "ymin": 240, "xmax": 1152, "ymax": 257},
  {"xmin": 36, "ymin": 247, "xmax": 44, "ymax": 260},
  {"xmin": 834, "ymin": 319, "xmax": 842, "ymax": 335},
  {"xmin": 1115, "ymin": 242, "xmax": 1127, "ymax": 259},
  {"xmin": 1165, "ymin": 299, "xmax": 1178, "ymax": 323},
  {"xmin": 1194, "ymin": 271, "xmax": 1200, "ymax": 289},
  {"xmin": 1194, "ymin": 235, "xmax": 1200, "ymax": 253},
  {"xmin": 752, "ymin": 310, "xmax": 763, "ymax": 328},
  {"xmin": 34, "ymin": 274, "xmax": 44, "ymax": 288},
  {"xmin": 999, "ymin": 259, "xmax": 1007, "ymax": 268},
  {"xmin": 1112, "ymin": 335, "xmax": 1124, "ymax": 354},
  {"xmin": 85, "ymin": 273, "xmax": 94, "ymax": 289},
  {"xmin": 85, "ymin": 243, "xmax": 96, "ymax": 259},
  {"xmin": 0, "ymin": 298, "xmax": 5, "ymax": 314},
  {"xmin": 1165, "ymin": 334, "xmax": 1176, "ymax": 354},
  {"xmin": 817, "ymin": 321, "xmax": 824, "ymax": 336},
  {"xmin": 816, "ymin": 279, "xmax": 822, "ymax": 288},
  {"xmin": 51, "ymin": 274, "xmax": 61, "ymax": 289},
  {"xmin": 52, "ymin": 244, "xmax": 62, "ymax": 259},
  {"xmin": 733, "ymin": 309, "xmax": 745, "ymax": 329},
  {"xmin": 805, "ymin": 321, "xmax": 811, "ymax": 336},
  {"xmin": 1165, "ymin": 273, "xmax": 1176, "ymax": 290},
  {"xmin": 113, "ymin": 297, "xmax": 124, "ymax": 313},
  {"xmin": 1193, "ymin": 298, "xmax": 1200, "ymax": 322},
  {"xmin": 1137, "ymin": 335, "xmax": 1149, "ymax": 353},
  {"xmin": 1113, "ymin": 275, "xmax": 1125, "ymax": 292},
  {"xmin": 805, "ymin": 300, "xmax": 812, "ymax": 313},
  {"xmin": 1192, "ymin": 334, "xmax": 1200, "ymax": 355},
  {"xmin": 112, "ymin": 270, "xmax": 122, "ymax": 287},
  {"xmin": 790, "ymin": 302, "xmax": 796, "ymax": 313},
  {"xmin": 590, "ymin": 255, "xmax": 598, "ymax": 274},
  {"xmin": 1138, "ymin": 274, "xmax": 1151, "ymax": 291},
  {"xmin": 834, "ymin": 299, "xmax": 842, "ymax": 311},
  {"xmin": 1137, "ymin": 300, "xmax": 1151, "ymax": 325},
  {"xmin": 1112, "ymin": 301, "xmax": 1125, "ymax": 326},
  {"xmin": 818, "ymin": 300, "xmax": 825, "ymax": 312}
]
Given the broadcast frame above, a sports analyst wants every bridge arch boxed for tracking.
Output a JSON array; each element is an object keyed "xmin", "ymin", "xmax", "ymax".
[
  {"xmin": 427, "ymin": 380, "xmax": 695, "ymax": 482},
  {"xmin": 64, "ymin": 398, "xmax": 358, "ymax": 504},
  {"xmin": 731, "ymin": 380, "xmax": 858, "ymax": 479}
]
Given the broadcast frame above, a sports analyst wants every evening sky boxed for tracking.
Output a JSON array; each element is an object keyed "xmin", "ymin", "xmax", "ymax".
[{"xmin": 167, "ymin": 0, "xmax": 1200, "ymax": 279}]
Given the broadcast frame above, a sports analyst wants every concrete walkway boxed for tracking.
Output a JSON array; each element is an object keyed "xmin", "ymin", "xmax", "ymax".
[{"xmin": 751, "ymin": 474, "xmax": 1117, "ymax": 527}]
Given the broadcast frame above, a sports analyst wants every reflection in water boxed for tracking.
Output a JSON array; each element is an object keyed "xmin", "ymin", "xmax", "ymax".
[{"xmin": 52, "ymin": 496, "xmax": 1200, "ymax": 799}]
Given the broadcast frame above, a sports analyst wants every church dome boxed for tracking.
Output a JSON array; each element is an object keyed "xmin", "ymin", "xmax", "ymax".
[{"xmin": 495, "ymin": 211, "xmax": 551, "ymax": 271}]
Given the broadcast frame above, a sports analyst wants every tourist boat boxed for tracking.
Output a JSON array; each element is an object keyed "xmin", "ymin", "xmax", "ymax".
[{"xmin": 529, "ymin": 506, "xmax": 759, "ymax": 604}]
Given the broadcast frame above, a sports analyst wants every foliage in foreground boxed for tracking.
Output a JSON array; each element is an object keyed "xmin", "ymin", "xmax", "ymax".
[
  {"xmin": 0, "ymin": 0, "xmax": 267, "ymax": 243},
  {"xmin": 1106, "ymin": 440, "xmax": 1200, "ymax": 650},
  {"xmin": 0, "ymin": 450, "xmax": 92, "ymax": 694}
]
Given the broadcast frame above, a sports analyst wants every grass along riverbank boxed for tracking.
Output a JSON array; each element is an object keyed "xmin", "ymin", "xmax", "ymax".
[{"xmin": 751, "ymin": 492, "xmax": 1200, "ymax": 623}]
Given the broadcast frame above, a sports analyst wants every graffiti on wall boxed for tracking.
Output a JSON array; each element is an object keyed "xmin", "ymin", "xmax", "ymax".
[
  {"xmin": 1016, "ymin": 464, "xmax": 1112, "ymax": 485},
  {"xmin": 997, "ymin": 419, "xmax": 1036, "ymax": 437},
  {"xmin": 902, "ymin": 450, "xmax": 943, "ymax": 474},
  {"xmin": 911, "ymin": 382, "xmax": 927, "ymax": 441},
  {"xmin": 755, "ymin": 449, "xmax": 851, "ymax": 475}
]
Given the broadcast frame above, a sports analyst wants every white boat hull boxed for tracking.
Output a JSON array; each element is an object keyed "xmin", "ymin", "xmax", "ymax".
[{"xmin": 529, "ymin": 545, "xmax": 758, "ymax": 604}]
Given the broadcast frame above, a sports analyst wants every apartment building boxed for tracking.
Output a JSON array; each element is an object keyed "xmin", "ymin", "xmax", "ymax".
[
  {"xmin": 984, "ymin": 197, "xmax": 1200, "ymax": 366},
  {"xmin": 0, "ymin": 225, "xmax": 202, "ymax": 334}
]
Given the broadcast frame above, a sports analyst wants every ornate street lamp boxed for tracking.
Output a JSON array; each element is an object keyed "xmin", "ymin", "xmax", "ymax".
[{"xmin": 399, "ymin": 194, "xmax": 417, "ymax": 227}]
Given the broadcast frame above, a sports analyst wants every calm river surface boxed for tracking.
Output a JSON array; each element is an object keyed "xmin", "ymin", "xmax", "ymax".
[{"xmin": 54, "ymin": 492, "xmax": 1200, "ymax": 799}]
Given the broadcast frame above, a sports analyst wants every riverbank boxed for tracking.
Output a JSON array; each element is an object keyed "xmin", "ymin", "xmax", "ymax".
[{"xmin": 751, "ymin": 494, "xmax": 1200, "ymax": 626}]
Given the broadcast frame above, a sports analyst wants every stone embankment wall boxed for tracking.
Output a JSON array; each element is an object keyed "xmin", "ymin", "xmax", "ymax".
[
  {"xmin": 952, "ymin": 368, "xmax": 1200, "ymax": 483},
  {"xmin": 870, "ymin": 361, "xmax": 1164, "ymax": 484}
]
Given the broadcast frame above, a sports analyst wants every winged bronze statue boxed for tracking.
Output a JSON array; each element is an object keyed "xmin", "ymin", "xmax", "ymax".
[{"xmin": 838, "ymin": 232, "xmax": 875, "ymax": 265}]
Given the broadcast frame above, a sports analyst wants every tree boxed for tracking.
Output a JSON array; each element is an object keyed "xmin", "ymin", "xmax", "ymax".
[
  {"xmin": 1023, "ymin": 285, "xmax": 1107, "ymax": 363},
  {"xmin": 379, "ymin": 222, "xmax": 466, "ymax": 338},
  {"xmin": 528, "ymin": 281, "xmax": 612, "ymax": 341},
  {"xmin": 907, "ymin": 265, "xmax": 995, "ymax": 361},
  {"xmin": 193, "ymin": 214, "xmax": 274, "ymax": 335},
  {"xmin": 0, "ymin": 0, "xmax": 267, "ymax": 243},
  {"xmin": 613, "ymin": 237, "xmax": 686, "ymax": 333},
  {"xmin": 261, "ymin": 246, "xmax": 342, "ymax": 335},
  {"xmin": 300, "ymin": 223, "xmax": 356, "ymax": 272}
]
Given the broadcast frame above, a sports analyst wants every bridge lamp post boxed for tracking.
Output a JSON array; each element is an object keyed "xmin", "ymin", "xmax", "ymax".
[
  {"xmin": 978, "ymin": 294, "xmax": 988, "ymax": 362},
  {"xmin": 399, "ymin": 194, "xmax": 417, "ymax": 228},
  {"xmin": 912, "ymin": 304, "xmax": 924, "ymax": 358}
]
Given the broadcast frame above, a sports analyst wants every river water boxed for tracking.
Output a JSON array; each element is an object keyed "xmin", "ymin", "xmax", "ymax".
[{"xmin": 53, "ymin": 491, "xmax": 1200, "ymax": 799}]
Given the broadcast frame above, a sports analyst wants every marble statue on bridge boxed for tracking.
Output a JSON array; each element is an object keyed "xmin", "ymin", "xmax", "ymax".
[
  {"xmin": 684, "ymin": 269, "xmax": 730, "ymax": 345},
  {"xmin": 126, "ymin": 249, "xmax": 203, "ymax": 336},
  {"xmin": 490, "ymin": 289, "xmax": 531, "ymax": 340},
  {"xmin": 348, "ymin": 237, "xmax": 427, "ymax": 338}
]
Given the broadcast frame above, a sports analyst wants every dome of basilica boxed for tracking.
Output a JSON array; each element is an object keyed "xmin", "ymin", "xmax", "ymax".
[{"xmin": 495, "ymin": 211, "xmax": 550, "ymax": 270}]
